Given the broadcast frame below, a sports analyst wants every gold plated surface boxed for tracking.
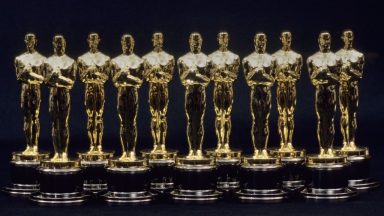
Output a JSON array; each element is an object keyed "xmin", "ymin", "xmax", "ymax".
[
  {"xmin": 307, "ymin": 32, "xmax": 342, "ymax": 158},
  {"xmin": 77, "ymin": 33, "xmax": 112, "ymax": 160},
  {"xmin": 242, "ymin": 33, "xmax": 276, "ymax": 159},
  {"xmin": 15, "ymin": 33, "xmax": 46, "ymax": 157},
  {"xmin": 272, "ymin": 31, "xmax": 303, "ymax": 153},
  {"xmin": 208, "ymin": 32, "xmax": 240, "ymax": 157},
  {"xmin": 142, "ymin": 32, "xmax": 175, "ymax": 156},
  {"xmin": 178, "ymin": 32, "xmax": 211, "ymax": 160},
  {"xmin": 44, "ymin": 35, "xmax": 76, "ymax": 163},
  {"xmin": 336, "ymin": 30, "xmax": 366, "ymax": 156},
  {"xmin": 111, "ymin": 34, "xmax": 144, "ymax": 162}
]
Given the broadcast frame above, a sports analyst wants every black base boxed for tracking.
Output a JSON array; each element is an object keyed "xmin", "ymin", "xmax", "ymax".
[
  {"xmin": 103, "ymin": 191, "xmax": 153, "ymax": 204},
  {"xmin": 30, "ymin": 166, "xmax": 87, "ymax": 205},
  {"xmin": 347, "ymin": 156, "xmax": 380, "ymax": 191},
  {"xmin": 302, "ymin": 159, "xmax": 357, "ymax": 201},
  {"xmin": 280, "ymin": 157, "xmax": 306, "ymax": 193},
  {"xmin": 236, "ymin": 189, "xmax": 286, "ymax": 203},
  {"xmin": 215, "ymin": 159, "xmax": 240, "ymax": 193},
  {"xmin": 30, "ymin": 192, "xmax": 88, "ymax": 205},
  {"xmin": 148, "ymin": 159, "xmax": 175, "ymax": 194},
  {"xmin": 301, "ymin": 187, "xmax": 357, "ymax": 201},
  {"xmin": 3, "ymin": 184, "xmax": 39, "ymax": 196},
  {"xmin": 81, "ymin": 161, "xmax": 108, "ymax": 194},
  {"xmin": 238, "ymin": 161, "xmax": 285, "ymax": 202},
  {"xmin": 3, "ymin": 160, "xmax": 40, "ymax": 196},
  {"xmin": 105, "ymin": 165, "xmax": 153, "ymax": 204},
  {"xmin": 172, "ymin": 161, "xmax": 220, "ymax": 202},
  {"xmin": 171, "ymin": 189, "xmax": 221, "ymax": 202}
]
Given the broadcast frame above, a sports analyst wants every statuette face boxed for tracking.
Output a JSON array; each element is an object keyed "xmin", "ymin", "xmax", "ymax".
[{"xmin": 243, "ymin": 33, "xmax": 276, "ymax": 158}]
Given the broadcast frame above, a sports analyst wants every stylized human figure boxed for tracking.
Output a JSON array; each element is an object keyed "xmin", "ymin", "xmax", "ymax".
[
  {"xmin": 44, "ymin": 35, "xmax": 76, "ymax": 161},
  {"xmin": 143, "ymin": 32, "xmax": 175, "ymax": 154},
  {"xmin": 15, "ymin": 33, "xmax": 46, "ymax": 155},
  {"xmin": 178, "ymin": 33, "xmax": 211, "ymax": 158},
  {"xmin": 336, "ymin": 30, "xmax": 364, "ymax": 151},
  {"xmin": 243, "ymin": 33, "xmax": 276, "ymax": 158},
  {"xmin": 272, "ymin": 31, "xmax": 303, "ymax": 152},
  {"xmin": 307, "ymin": 32, "xmax": 342, "ymax": 157},
  {"xmin": 111, "ymin": 34, "xmax": 144, "ymax": 161},
  {"xmin": 77, "ymin": 33, "xmax": 110, "ymax": 154},
  {"xmin": 209, "ymin": 32, "xmax": 240, "ymax": 153}
]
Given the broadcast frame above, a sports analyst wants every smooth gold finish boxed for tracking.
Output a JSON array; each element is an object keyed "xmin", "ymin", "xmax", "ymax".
[
  {"xmin": 243, "ymin": 33, "xmax": 276, "ymax": 159},
  {"xmin": 111, "ymin": 34, "xmax": 144, "ymax": 162},
  {"xmin": 272, "ymin": 31, "xmax": 303, "ymax": 153},
  {"xmin": 178, "ymin": 32, "xmax": 211, "ymax": 160},
  {"xmin": 142, "ymin": 32, "xmax": 175, "ymax": 158},
  {"xmin": 44, "ymin": 35, "xmax": 76, "ymax": 163},
  {"xmin": 307, "ymin": 32, "xmax": 342, "ymax": 158},
  {"xmin": 15, "ymin": 33, "xmax": 47, "ymax": 158},
  {"xmin": 208, "ymin": 32, "xmax": 240, "ymax": 157},
  {"xmin": 77, "ymin": 33, "xmax": 112, "ymax": 161},
  {"xmin": 335, "ymin": 30, "xmax": 366, "ymax": 156}
]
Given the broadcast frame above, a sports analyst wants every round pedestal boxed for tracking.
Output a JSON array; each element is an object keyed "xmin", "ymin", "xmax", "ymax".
[
  {"xmin": 269, "ymin": 148, "xmax": 306, "ymax": 193},
  {"xmin": 78, "ymin": 151, "xmax": 113, "ymax": 193},
  {"xmin": 103, "ymin": 159, "xmax": 153, "ymax": 204},
  {"xmin": 336, "ymin": 148, "xmax": 380, "ymax": 191},
  {"xmin": 301, "ymin": 155, "xmax": 357, "ymax": 201},
  {"xmin": 205, "ymin": 149, "xmax": 241, "ymax": 194},
  {"xmin": 30, "ymin": 161, "xmax": 87, "ymax": 205},
  {"xmin": 141, "ymin": 149, "xmax": 177, "ymax": 194},
  {"xmin": 172, "ymin": 157, "xmax": 221, "ymax": 202},
  {"xmin": 3, "ymin": 152, "xmax": 49, "ymax": 196},
  {"xmin": 236, "ymin": 156, "xmax": 286, "ymax": 202}
]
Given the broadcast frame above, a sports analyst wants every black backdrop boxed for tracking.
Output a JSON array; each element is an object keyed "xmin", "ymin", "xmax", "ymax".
[{"xmin": 0, "ymin": 0, "xmax": 383, "ymax": 215}]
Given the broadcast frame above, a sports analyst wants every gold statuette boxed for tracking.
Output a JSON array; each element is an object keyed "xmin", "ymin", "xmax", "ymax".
[
  {"xmin": 272, "ymin": 31, "xmax": 303, "ymax": 154},
  {"xmin": 207, "ymin": 32, "xmax": 241, "ymax": 160},
  {"xmin": 335, "ymin": 30, "xmax": 379, "ymax": 190},
  {"xmin": 336, "ymin": 30, "xmax": 364, "ymax": 153},
  {"xmin": 77, "ymin": 33, "xmax": 113, "ymax": 161},
  {"xmin": 77, "ymin": 33, "xmax": 112, "ymax": 193},
  {"xmin": 243, "ymin": 33, "xmax": 276, "ymax": 159},
  {"xmin": 237, "ymin": 33, "xmax": 285, "ymax": 202},
  {"xmin": 111, "ymin": 34, "xmax": 144, "ymax": 161},
  {"xmin": 307, "ymin": 32, "xmax": 341, "ymax": 158},
  {"xmin": 14, "ymin": 33, "xmax": 47, "ymax": 159},
  {"xmin": 103, "ymin": 34, "xmax": 153, "ymax": 203},
  {"xmin": 44, "ymin": 35, "xmax": 76, "ymax": 162},
  {"xmin": 142, "ymin": 32, "xmax": 176, "ymax": 159},
  {"xmin": 172, "ymin": 33, "xmax": 220, "ymax": 202},
  {"xmin": 178, "ymin": 32, "xmax": 211, "ymax": 159},
  {"xmin": 30, "ymin": 35, "xmax": 86, "ymax": 205},
  {"xmin": 301, "ymin": 32, "xmax": 357, "ymax": 200},
  {"xmin": 5, "ymin": 33, "xmax": 49, "ymax": 195}
]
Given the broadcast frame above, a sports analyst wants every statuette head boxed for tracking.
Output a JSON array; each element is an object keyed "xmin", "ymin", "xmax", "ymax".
[
  {"xmin": 53, "ymin": 35, "xmax": 66, "ymax": 56},
  {"xmin": 87, "ymin": 32, "xmax": 100, "ymax": 53},
  {"xmin": 318, "ymin": 32, "xmax": 331, "ymax": 53},
  {"xmin": 254, "ymin": 33, "xmax": 267, "ymax": 53},
  {"xmin": 121, "ymin": 34, "xmax": 135, "ymax": 55},
  {"xmin": 24, "ymin": 33, "xmax": 37, "ymax": 53},
  {"xmin": 189, "ymin": 32, "xmax": 202, "ymax": 54}
]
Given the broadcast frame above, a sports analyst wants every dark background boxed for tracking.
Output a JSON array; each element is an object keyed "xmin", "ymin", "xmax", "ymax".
[{"xmin": 0, "ymin": 0, "xmax": 383, "ymax": 215}]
